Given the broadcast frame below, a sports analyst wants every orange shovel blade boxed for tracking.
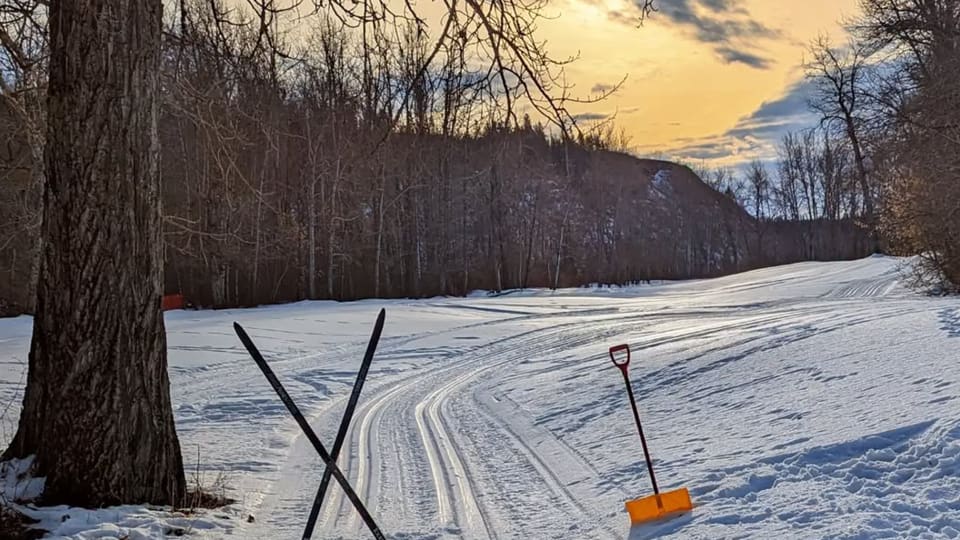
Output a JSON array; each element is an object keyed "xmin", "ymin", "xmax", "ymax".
[{"xmin": 625, "ymin": 487, "xmax": 693, "ymax": 525}]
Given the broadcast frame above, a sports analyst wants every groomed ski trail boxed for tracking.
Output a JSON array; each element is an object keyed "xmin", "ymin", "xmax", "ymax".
[
  {"xmin": 244, "ymin": 314, "xmax": 641, "ymax": 539},
  {"xmin": 142, "ymin": 255, "xmax": 960, "ymax": 540}
]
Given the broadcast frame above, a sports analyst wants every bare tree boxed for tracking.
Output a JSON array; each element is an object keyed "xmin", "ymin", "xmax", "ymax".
[
  {"xmin": 3, "ymin": 0, "xmax": 186, "ymax": 506},
  {"xmin": 746, "ymin": 160, "xmax": 771, "ymax": 220},
  {"xmin": 818, "ymin": 130, "xmax": 848, "ymax": 220},
  {"xmin": 699, "ymin": 165, "xmax": 747, "ymax": 208},
  {"xmin": 856, "ymin": 0, "xmax": 960, "ymax": 289},
  {"xmin": 0, "ymin": 0, "xmax": 47, "ymax": 310},
  {"xmin": 806, "ymin": 35, "xmax": 874, "ymax": 220},
  {"xmin": 0, "ymin": 0, "xmax": 45, "ymax": 189}
]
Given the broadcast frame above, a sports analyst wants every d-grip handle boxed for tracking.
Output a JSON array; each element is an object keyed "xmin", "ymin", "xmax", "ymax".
[{"xmin": 609, "ymin": 344, "xmax": 630, "ymax": 370}]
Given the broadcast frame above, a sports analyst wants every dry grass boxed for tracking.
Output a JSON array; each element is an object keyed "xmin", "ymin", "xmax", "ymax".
[
  {"xmin": 185, "ymin": 472, "xmax": 233, "ymax": 510},
  {"xmin": 183, "ymin": 445, "xmax": 234, "ymax": 511}
]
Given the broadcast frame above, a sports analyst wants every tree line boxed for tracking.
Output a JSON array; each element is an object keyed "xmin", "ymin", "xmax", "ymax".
[
  {"xmin": 698, "ymin": 127, "xmax": 873, "ymax": 224},
  {"xmin": 705, "ymin": 0, "xmax": 960, "ymax": 292},
  {"xmin": 0, "ymin": 0, "xmax": 881, "ymax": 315}
]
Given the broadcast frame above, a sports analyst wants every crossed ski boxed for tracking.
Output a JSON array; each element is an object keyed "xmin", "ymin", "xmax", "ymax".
[{"xmin": 234, "ymin": 309, "xmax": 387, "ymax": 540}]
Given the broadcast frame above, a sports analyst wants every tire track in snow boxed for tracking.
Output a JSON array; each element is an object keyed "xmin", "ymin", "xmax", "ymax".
[
  {"xmin": 342, "ymin": 306, "xmax": 836, "ymax": 537},
  {"xmin": 319, "ymin": 364, "xmax": 445, "ymax": 531},
  {"xmin": 470, "ymin": 389, "xmax": 623, "ymax": 539},
  {"xmin": 416, "ymin": 359, "xmax": 499, "ymax": 538},
  {"xmin": 256, "ymin": 305, "xmax": 538, "ymax": 534},
  {"xmin": 333, "ymin": 316, "xmax": 627, "ymax": 537},
  {"xmin": 413, "ymin": 317, "xmax": 648, "ymax": 538},
  {"xmin": 320, "ymin": 342, "xmax": 523, "ymax": 534},
  {"xmin": 401, "ymin": 322, "xmax": 593, "ymax": 537}
]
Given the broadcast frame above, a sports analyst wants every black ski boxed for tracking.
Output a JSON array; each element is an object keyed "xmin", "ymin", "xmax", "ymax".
[
  {"xmin": 234, "ymin": 319, "xmax": 386, "ymax": 540},
  {"xmin": 302, "ymin": 308, "xmax": 385, "ymax": 539}
]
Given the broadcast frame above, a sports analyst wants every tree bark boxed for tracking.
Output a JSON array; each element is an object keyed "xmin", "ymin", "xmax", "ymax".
[
  {"xmin": 3, "ymin": 0, "xmax": 186, "ymax": 507},
  {"xmin": 308, "ymin": 175, "xmax": 318, "ymax": 299}
]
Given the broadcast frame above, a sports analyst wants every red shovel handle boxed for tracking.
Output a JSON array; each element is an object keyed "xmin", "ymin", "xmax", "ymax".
[{"xmin": 609, "ymin": 344, "xmax": 631, "ymax": 370}]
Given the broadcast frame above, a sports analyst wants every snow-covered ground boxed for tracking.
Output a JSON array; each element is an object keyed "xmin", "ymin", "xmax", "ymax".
[{"xmin": 2, "ymin": 255, "xmax": 960, "ymax": 539}]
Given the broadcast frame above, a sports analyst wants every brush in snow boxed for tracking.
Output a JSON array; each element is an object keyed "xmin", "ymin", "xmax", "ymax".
[
  {"xmin": 609, "ymin": 344, "xmax": 694, "ymax": 525},
  {"xmin": 234, "ymin": 312, "xmax": 387, "ymax": 540}
]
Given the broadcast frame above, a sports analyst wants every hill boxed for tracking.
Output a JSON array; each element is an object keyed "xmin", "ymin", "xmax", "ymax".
[{"xmin": 0, "ymin": 119, "xmax": 871, "ymax": 313}]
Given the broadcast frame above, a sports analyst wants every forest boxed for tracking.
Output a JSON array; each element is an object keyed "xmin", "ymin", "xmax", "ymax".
[{"xmin": 1, "ymin": 0, "xmax": 957, "ymax": 314}]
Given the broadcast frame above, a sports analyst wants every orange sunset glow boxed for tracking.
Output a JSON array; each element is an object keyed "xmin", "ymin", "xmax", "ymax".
[{"xmin": 535, "ymin": 0, "xmax": 861, "ymax": 168}]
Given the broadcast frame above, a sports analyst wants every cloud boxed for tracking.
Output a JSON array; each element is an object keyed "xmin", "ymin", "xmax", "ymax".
[
  {"xmin": 697, "ymin": 0, "xmax": 747, "ymax": 15},
  {"xmin": 656, "ymin": 134, "xmax": 766, "ymax": 161},
  {"xmin": 591, "ymin": 82, "xmax": 617, "ymax": 94},
  {"xmin": 610, "ymin": 0, "xmax": 780, "ymax": 69},
  {"xmin": 725, "ymin": 79, "xmax": 817, "ymax": 136},
  {"xmin": 643, "ymin": 79, "xmax": 818, "ymax": 167},
  {"xmin": 715, "ymin": 46, "xmax": 772, "ymax": 69},
  {"xmin": 573, "ymin": 112, "xmax": 610, "ymax": 122}
]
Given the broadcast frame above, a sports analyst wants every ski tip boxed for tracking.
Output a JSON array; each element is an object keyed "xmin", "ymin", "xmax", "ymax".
[{"xmin": 233, "ymin": 321, "xmax": 245, "ymax": 336}]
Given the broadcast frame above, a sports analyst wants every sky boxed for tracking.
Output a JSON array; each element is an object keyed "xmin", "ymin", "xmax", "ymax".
[
  {"xmin": 535, "ymin": 0, "xmax": 860, "ymax": 170},
  {"xmin": 222, "ymin": 0, "xmax": 858, "ymax": 171}
]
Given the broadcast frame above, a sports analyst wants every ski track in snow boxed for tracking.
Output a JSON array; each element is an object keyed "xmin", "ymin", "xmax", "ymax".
[{"xmin": 3, "ymin": 256, "xmax": 960, "ymax": 539}]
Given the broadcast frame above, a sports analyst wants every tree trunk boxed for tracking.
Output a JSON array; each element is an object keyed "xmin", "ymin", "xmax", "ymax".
[
  {"xmin": 308, "ymin": 176, "xmax": 317, "ymax": 299},
  {"xmin": 846, "ymin": 120, "xmax": 874, "ymax": 219},
  {"xmin": 253, "ymin": 174, "xmax": 265, "ymax": 301},
  {"xmin": 306, "ymin": 110, "xmax": 318, "ymax": 300},
  {"xmin": 374, "ymin": 173, "xmax": 385, "ymax": 297},
  {"xmin": 553, "ymin": 214, "xmax": 566, "ymax": 290},
  {"xmin": 3, "ymin": 0, "xmax": 186, "ymax": 507}
]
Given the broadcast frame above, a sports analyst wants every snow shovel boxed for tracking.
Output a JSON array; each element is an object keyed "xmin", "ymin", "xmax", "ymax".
[{"xmin": 609, "ymin": 344, "xmax": 693, "ymax": 525}]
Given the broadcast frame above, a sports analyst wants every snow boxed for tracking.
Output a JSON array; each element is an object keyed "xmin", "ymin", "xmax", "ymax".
[
  {"xmin": 0, "ymin": 457, "xmax": 238, "ymax": 538},
  {"xmin": 1, "ymin": 456, "xmax": 44, "ymax": 502},
  {"xmin": 653, "ymin": 169, "xmax": 671, "ymax": 187},
  {"xmin": 1, "ymin": 255, "xmax": 959, "ymax": 538},
  {"xmin": 651, "ymin": 169, "xmax": 672, "ymax": 199},
  {"xmin": 17, "ymin": 504, "xmax": 239, "ymax": 539}
]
